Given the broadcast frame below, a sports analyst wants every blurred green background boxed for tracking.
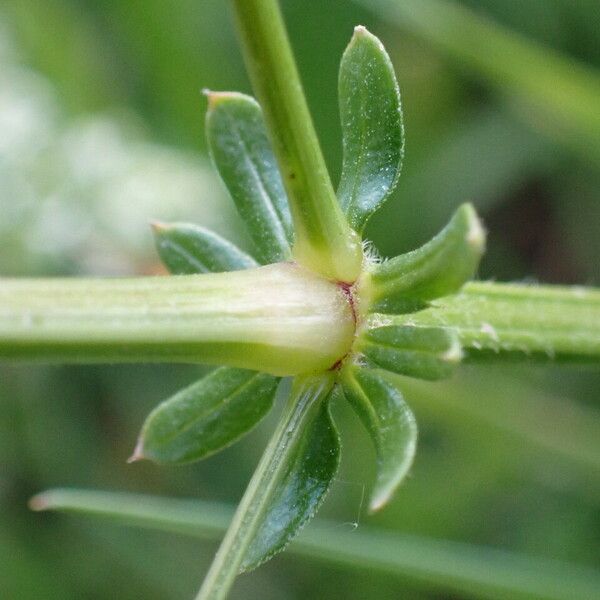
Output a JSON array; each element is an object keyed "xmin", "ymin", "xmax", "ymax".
[{"xmin": 1, "ymin": 1, "xmax": 599, "ymax": 598}]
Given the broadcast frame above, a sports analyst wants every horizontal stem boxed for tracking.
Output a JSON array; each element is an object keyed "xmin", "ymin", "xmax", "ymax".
[
  {"xmin": 32, "ymin": 488, "xmax": 600, "ymax": 600},
  {"xmin": 0, "ymin": 264, "xmax": 354, "ymax": 376},
  {"xmin": 379, "ymin": 282, "xmax": 600, "ymax": 362}
]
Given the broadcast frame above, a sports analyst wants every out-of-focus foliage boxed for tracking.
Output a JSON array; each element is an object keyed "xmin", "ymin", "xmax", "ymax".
[{"xmin": 0, "ymin": 1, "xmax": 599, "ymax": 599}]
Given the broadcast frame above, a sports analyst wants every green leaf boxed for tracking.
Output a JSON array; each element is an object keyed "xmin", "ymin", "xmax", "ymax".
[
  {"xmin": 241, "ymin": 375, "xmax": 340, "ymax": 571},
  {"xmin": 366, "ymin": 203, "xmax": 485, "ymax": 313},
  {"xmin": 337, "ymin": 26, "xmax": 404, "ymax": 233},
  {"xmin": 134, "ymin": 367, "xmax": 279, "ymax": 465},
  {"xmin": 340, "ymin": 365, "xmax": 417, "ymax": 512},
  {"xmin": 152, "ymin": 221, "xmax": 257, "ymax": 275},
  {"xmin": 358, "ymin": 324, "xmax": 462, "ymax": 380},
  {"xmin": 205, "ymin": 91, "xmax": 293, "ymax": 264},
  {"xmin": 33, "ymin": 489, "xmax": 600, "ymax": 600}
]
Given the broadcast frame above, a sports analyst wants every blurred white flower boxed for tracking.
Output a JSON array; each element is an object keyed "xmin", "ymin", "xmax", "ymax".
[{"xmin": 0, "ymin": 19, "xmax": 242, "ymax": 275}]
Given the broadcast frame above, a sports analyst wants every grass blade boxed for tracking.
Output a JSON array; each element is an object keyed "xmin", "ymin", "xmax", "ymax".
[{"xmin": 31, "ymin": 489, "xmax": 600, "ymax": 600}]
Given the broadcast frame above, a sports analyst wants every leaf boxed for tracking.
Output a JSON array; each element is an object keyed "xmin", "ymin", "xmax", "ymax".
[
  {"xmin": 134, "ymin": 367, "xmax": 279, "ymax": 465},
  {"xmin": 34, "ymin": 489, "xmax": 600, "ymax": 600},
  {"xmin": 340, "ymin": 365, "xmax": 417, "ymax": 512},
  {"xmin": 358, "ymin": 324, "xmax": 462, "ymax": 380},
  {"xmin": 368, "ymin": 203, "xmax": 485, "ymax": 313},
  {"xmin": 152, "ymin": 221, "xmax": 257, "ymax": 275},
  {"xmin": 241, "ymin": 375, "xmax": 340, "ymax": 571},
  {"xmin": 337, "ymin": 26, "xmax": 404, "ymax": 233},
  {"xmin": 205, "ymin": 91, "xmax": 294, "ymax": 264}
]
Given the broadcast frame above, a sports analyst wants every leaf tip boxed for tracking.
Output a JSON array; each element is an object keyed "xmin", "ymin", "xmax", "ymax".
[
  {"xmin": 204, "ymin": 90, "xmax": 252, "ymax": 111},
  {"xmin": 27, "ymin": 494, "xmax": 48, "ymax": 512},
  {"xmin": 350, "ymin": 25, "xmax": 380, "ymax": 47},
  {"xmin": 28, "ymin": 492, "xmax": 51, "ymax": 512},
  {"xmin": 127, "ymin": 439, "xmax": 146, "ymax": 464},
  {"xmin": 461, "ymin": 203, "xmax": 486, "ymax": 253},
  {"xmin": 204, "ymin": 89, "xmax": 228, "ymax": 110},
  {"xmin": 368, "ymin": 488, "xmax": 391, "ymax": 514},
  {"xmin": 150, "ymin": 220, "xmax": 169, "ymax": 233},
  {"xmin": 442, "ymin": 336, "xmax": 464, "ymax": 364}
]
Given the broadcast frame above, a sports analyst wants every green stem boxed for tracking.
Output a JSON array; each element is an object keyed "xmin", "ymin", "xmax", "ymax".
[
  {"xmin": 231, "ymin": 0, "xmax": 362, "ymax": 282},
  {"xmin": 194, "ymin": 374, "xmax": 335, "ymax": 600},
  {"xmin": 32, "ymin": 489, "xmax": 600, "ymax": 600},
  {"xmin": 381, "ymin": 282, "xmax": 600, "ymax": 362},
  {"xmin": 0, "ymin": 264, "xmax": 354, "ymax": 376}
]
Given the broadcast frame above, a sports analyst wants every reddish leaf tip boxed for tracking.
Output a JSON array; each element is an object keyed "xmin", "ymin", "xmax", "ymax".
[
  {"xmin": 28, "ymin": 493, "xmax": 50, "ymax": 512},
  {"xmin": 127, "ymin": 439, "xmax": 146, "ymax": 464},
  {"xmin": 150, "ymin": 220, "xmax": 169, "ymax": 233},
  {"xmin": 204, "ymin": 90, "xmax": 247, "ymax": 109}
]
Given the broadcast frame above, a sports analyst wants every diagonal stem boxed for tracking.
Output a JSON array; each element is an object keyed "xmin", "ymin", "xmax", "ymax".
[
  {"xmin": 194, "ymin": 374, "xmax": 335, "ymax": 600},
  {"xmin": 231, "ymin": 0, "xmax": 362, "ymax": 282}
]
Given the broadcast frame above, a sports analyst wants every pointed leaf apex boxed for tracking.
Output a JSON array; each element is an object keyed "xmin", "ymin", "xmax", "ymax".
[
  {"xmin": 127, "ymin": 439, "xmax": 146, "ymax": 464},
  {"xmin": 350, "ymin": 25, "xmax": 384, "ymax": 51},
  {"xmin": 150, "ymin": 220, "xmax": 169, "ymax": 233},
  {"xmin": 442, "ymin": 336, "xmax": 464, "ymax": 364},
  {"xmin": 369, "ymin": 487, "xmax": 394, "ymax": 513},
  {"xmin": 204, "ymin": 90, "xmax": 255, "ymax": 110},
  {"xmin": 28, "ymin": 492, "xmax": 51, "ymax": 512},
  {"xmin": 463, "ymin": 204, "xmax": 486, "ymax": 252}
]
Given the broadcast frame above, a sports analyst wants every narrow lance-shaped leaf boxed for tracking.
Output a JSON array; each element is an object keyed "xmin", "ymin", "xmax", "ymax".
[
  {"xmin": 205, "ymin": 91, "xmax": 293, "ymax": 264},
  {"xmin": 337, "ymin": 26, "xmax": 404, "ymax": 233},
  {"xmin": 366, "ymin": 203, "xmax": 485, "ymax": 313},
  {"xmin": 133, "ymin": 367, "xmax": 279, "ymax": 465},
  {"xmin": 240, "ymin": 374, "xmax": 340, "ymax": 571},
  {"xmin": 358, "ymin": 324, "xmax": 462, "ymax": 380},
  {"xmin": 152, "ymin": 221, "xmax": 257, "ymax": 275},
  {"xmin": 340, "ymin": 365, "xmax": 417, "ymax": 512}
]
